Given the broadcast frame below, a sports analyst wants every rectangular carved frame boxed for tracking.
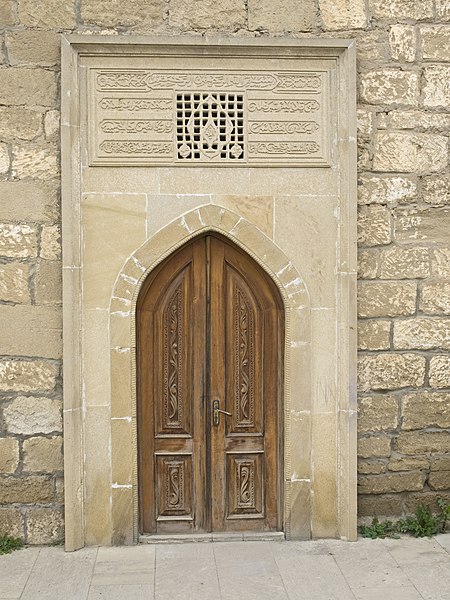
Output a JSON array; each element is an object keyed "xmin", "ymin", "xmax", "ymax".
[{"xmin": 61, "ymin": 35, "xmax": 357, "ymax": 550}]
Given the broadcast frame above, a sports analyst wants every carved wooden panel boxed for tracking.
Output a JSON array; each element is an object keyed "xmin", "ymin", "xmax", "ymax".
[
  {"xmin": 225, "ymin": 265, "xmax": 263, "ymax": 434},
  {"xmin": 155, "ymin": 268, "xmax": 192, "ymax": 437},
  {"xmin": 226, "ymin": 453, "xmax": 263, "ymax": 518},
  {"xmin": 138, "ymin": 234, "xmax": 282, "ymax": 534},
  {"xmin": 156, "ymin": 455, "xmax": 193, "ymax": 519},
  {"xmin": 89, "ymin": 64, "xmax": 331, "ymax": 167}
]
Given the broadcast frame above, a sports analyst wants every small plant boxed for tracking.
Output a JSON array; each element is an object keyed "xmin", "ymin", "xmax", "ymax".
[
  {"xmin": 360, "ymin": 517, "xmax": 398, "ymax": 539},
  {"xmin": 360, "ymin": 498, "xmax": 450, "ymax": 539},
  {"xmin": 0, "ymin": 535, "xmax": 23, "ymax": 555},
  {"xmin": 397, "ymin": 504, "xmax": 441, "ymax": 537},
  {"xmin": 438, "ymin": 498, "xmax": 450, "ymax": 532}
]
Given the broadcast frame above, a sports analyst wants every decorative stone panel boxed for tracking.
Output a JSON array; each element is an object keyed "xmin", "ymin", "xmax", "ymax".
[
  {"xmin": 89, "ymin": 64, "xmax": 332, "ymax": 167},
  {"xmin": 62, "ymin": 36, "xmax": 356, "ymax": 550}
]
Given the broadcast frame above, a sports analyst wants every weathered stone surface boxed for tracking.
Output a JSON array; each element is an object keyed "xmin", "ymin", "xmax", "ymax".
[
  {"xmin": 388, "ymin": 457, "xmax": 429, "ymax": 472},
  {"xmin": 404, "ymin": 491, "xmax": 450, "ymax": 513},
  {"xmin": 12, "ymin": 144, "xmax": 58, "ymax": 180},
  {"xmin": 423, "ymin": 66, "xmax": 450, "ymax": 108},
  {"xmin": 0, "ymin": 142, "xmax": 9, "ymax": 174},
  {"xmin": 358, "ymin": 461, "xmax": 386, "ymax": 475},
  {"xmin": 358, "ymin": 394, "xmax": 398, "ymax": 432},
  {"xmin": 420, "ymin": 281, "xmax": 450, "ymax": 314},
  {"xmin": 386, "ymin": 110, "xmax": 450, "ymax": 131},
  {"xmin": 360, "ymin": 70, "xmax": 418, "ymax": 106},
  {"xmin": 389, "ymin": 24, "xmax": 416, "ymax": 62},
  {"xmin": 0, "ymin": 305, "xmax": 62, "ymax": 358},
  {"xmin": 396, "ymin": 431, "xmax": 450, "ymax": 454},
  {"xmin": 358, "ymin": 435, "xmax": 391, "ymax": 458},
  {"xmin": 0, "ymin": 263, "xmax": 29, "ymax": 304},
  {"xmin": 319, "ymin": 0, "xmax": 366, "ymax": 30},
  {"xmin": 3, "ymin": 396, "xmax": 62, "ymax": 434},
  {"xmin": 403, "ymin": 392, "xmax": 450, "ymax": 430},
  {"xmin": 357, "ymin": 320, "xmax": 391, "ymax": 350},
  {"xmin": 358, "ymin": 249, "xmax": 378, "ymax": 279},
  {"xmin": 358, "ymin": 353, "xmax": 425, "ymax": 391},
  {"xmin": 422, "ymin": 175, "xmax": 450, "ymax": 206},
  {"xmin": 358, "ymin": 281, "xmax": 416, "ymax": 317},
  {"xmin": 170, "ymin": 0, "xmax": 245, "ymax": 30},
  {"xmin": 357, "ymin": 205, "xmax": 391, "ymax": 246},
  {"xmin": 358, "ymin": 472, "xmax": 423, "ymax": 495},
  {"xmin": 55, "ymin": 477, "xmax": 64, "ymax": 503},
  {"xmin": 0, "ymin": 476, "xmax": 53, "ymax": 504},
  {"xmin": 18, "ymin": 0, "xmax": 76, "ymax": 28},
  {"xmin": 40, "ymin": 224, "xmax": 61, "ymax": 261},
  {"xmin": 6, "ymin": 30, "xmax": 60, "ymax": 66},
  {"xmin": 436, "ymin": 0, "xmax": 450, "ymax": 20},
  {"xmin": 0, "ymin": 360, "xmax": 58, "ymax": 392},
  {"xmin": 26, "ymin": 507, "xmax": 64, "ymax": 544},
  {"xmin": 0, "ymin": 107, "xmax": 42, "ymax": 141},
  {"xmin": 395, "ymin": 208, "xmax": 450, "ymax": 245},
  {"xmin": 358, "ymin": 175, "xmax": 417, "ymax": 206},
  {"xmin": 358, "ymin": 494, "xmax": 403, "ymax": 516},
  {"xmin": 354, "ymin": 29, "xmax": 390, "ymax": 64},
  {"xmin": 0, "ymin": 223, "xmax": 37, "ymax": 258},
  {"xmin": 394, "ymin": 318, "xmax": 450, "ymax": 350},
  {"xmin": 379, "ymin": 246, "xmax": 430, "ymax": 279},
  {"xmin": 0, "ymin": 437, "xmax": 19, "ymax": 473},
  {"xmin": 23, "ymin": 436, "xmax": 63, "ymax": 472},
  {"xmin": 431, "ymin": 456, "xmax": 450, "ymax": 471},
  {"xmin": 373, "ymin": 132, "xmax": 448, "ymax": 173},
  {"xmin": 428, "ymin": 471, "xmax": 450, "ymax": 491},
  {"xmin": 81, "ymin": 0, "xmax": 163, "ymax": 27},
  {"xmin": 0, "ymin": 182, "xmax": 58, "ymax": 222},
  {"xmin": 35, "ymin": 260, "xmax": 61, "ymax": 305},
  {"xmin": 357, "ymin": 109, "xmax": 374, "ymax": 137},
  {"xmin": 369, "ymin": 0, "xmax": 433, "ymax": 19},
  {"xmin": 429, "ymin": 355, "xmax": 450, "ymax": 388},
  {"xmin": 0, "ymin": 67, "xmax": 56, "ymax": 107},
  {"xmin": 432, "ymin": 248, "xmax": 450, "ymax": 277},
  {"xmin": 357, "ymin": 143, "xmax": 370, "ymax": 171},
  {"xmin": 0, "ymin": 1, "xmax": 16, "ymax": 27},
  {"xmin": 249, "ymin": 0, "xmax": 317, "ymax": 32},
  {"xmin": 0, "ymin": 508, "xmax": 23, "ymax": 538},
  {"xmin": 44, "ymin": 110, "xmax": 59, "ymax": 139},
  {"xmin": 421, "ymin": 25, "xmax": 450, "ymax": 61}
]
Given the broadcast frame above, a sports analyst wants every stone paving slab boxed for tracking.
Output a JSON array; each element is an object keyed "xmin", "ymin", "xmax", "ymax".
[{"xmin": 0, "ymin": 537, "xmax": 449, "ymax": 599}]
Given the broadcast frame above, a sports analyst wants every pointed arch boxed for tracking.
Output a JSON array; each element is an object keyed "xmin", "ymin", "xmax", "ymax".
[{"xmin": 109, "ymin": 205, "xmax": 312, "ymax": 542}]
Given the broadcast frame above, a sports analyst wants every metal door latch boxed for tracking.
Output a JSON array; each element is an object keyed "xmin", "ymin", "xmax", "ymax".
[{"xmin": 212, "ymin": 399, "xmax": 232, "ymax": 426}]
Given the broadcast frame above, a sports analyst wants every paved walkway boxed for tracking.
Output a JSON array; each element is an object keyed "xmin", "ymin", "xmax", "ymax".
[{"xmin": 1, "ymin": 535, "xmax": 450, "ymax": 599}]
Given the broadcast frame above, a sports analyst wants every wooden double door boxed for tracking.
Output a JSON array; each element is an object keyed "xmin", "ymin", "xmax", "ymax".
[{"xmin": 137, "ymin": 234, "xmax": 283, "ymax": 534}]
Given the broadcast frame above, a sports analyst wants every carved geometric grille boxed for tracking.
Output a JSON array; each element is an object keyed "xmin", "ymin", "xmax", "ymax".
[{"xmin": 176, "ymin": 92, "xmax": 245, "ymax": 162}]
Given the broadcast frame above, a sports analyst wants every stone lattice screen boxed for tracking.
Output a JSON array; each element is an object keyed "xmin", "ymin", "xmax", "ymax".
[{"xmin": 0, "ymin": 0, "xmax": 449, "ymax": 544}]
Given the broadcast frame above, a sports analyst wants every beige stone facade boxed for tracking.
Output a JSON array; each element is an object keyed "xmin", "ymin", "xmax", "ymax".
[{"xmin": 0, "ymin": 0, "xmax": 449, "ymax": 547}]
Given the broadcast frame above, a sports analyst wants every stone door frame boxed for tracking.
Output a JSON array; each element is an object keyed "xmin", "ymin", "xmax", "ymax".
[{"xmin": 61, "ymin": 35, "xmax": 357, "ymax": 550}]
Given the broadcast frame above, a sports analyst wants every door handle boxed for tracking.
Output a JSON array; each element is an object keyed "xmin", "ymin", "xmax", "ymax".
[{"xmin": 212, "ymin": 399, "xmax": 232, "ymax": 426}]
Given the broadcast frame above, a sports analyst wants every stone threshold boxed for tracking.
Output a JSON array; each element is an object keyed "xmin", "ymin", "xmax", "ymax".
[{"xmin": 139, "ymin": 532, "xmax": 285, "ymax": 544}]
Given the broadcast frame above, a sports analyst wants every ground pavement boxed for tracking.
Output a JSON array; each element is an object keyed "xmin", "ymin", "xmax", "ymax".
[{"xmin": 1, "ymin": 535, "xmax": 450, "ymax": 599}]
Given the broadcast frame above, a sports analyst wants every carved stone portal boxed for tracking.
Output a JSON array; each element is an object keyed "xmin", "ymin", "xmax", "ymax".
[{"xmin": 61, "ymin": 36, "xmax": 357, "ymax": 549}]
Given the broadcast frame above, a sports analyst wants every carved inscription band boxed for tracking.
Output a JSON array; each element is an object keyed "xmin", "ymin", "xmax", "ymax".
[
  {"xmin": 90, "ymin": 67, "xmax": 330, "ymax": 166},
  {"xmin": 96, "ymin": 71, "xmax": 321, "ymax": 93}
]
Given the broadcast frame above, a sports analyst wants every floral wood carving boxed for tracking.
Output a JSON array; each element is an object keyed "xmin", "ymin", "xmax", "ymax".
[
  {"xmin": 236, "ymin": 460, "xmax": 255, "ymax": 509},
  {"xmin": 234, "ymin": 287, "xmax": 254, "ymax": 426},
  {"xmin": 167, "ymin": 462, "xmax": 184, "ymax": 509},
  {"xmin": 163, "ymin": 287, "xmax": 183, "ymax": 427}
]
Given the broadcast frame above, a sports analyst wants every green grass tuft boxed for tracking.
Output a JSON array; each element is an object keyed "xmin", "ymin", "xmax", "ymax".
[
  {"xmin": 0, "ymin": 535, "xmax": 24, "ymax": 555},
  {"xmin": 360, "ymin": 498, "xmax": 450, "ymax": 539}
]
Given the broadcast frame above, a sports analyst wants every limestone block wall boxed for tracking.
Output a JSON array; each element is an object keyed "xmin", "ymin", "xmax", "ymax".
[{"xmin": 0, "ymin": 0, "xmax": 449, "ymax": 543}]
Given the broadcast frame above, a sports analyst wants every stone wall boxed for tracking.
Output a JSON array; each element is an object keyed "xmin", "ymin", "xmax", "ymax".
[{"xmin": 0, "ymin": 0, "xmax": 449, "ymax": 543}]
